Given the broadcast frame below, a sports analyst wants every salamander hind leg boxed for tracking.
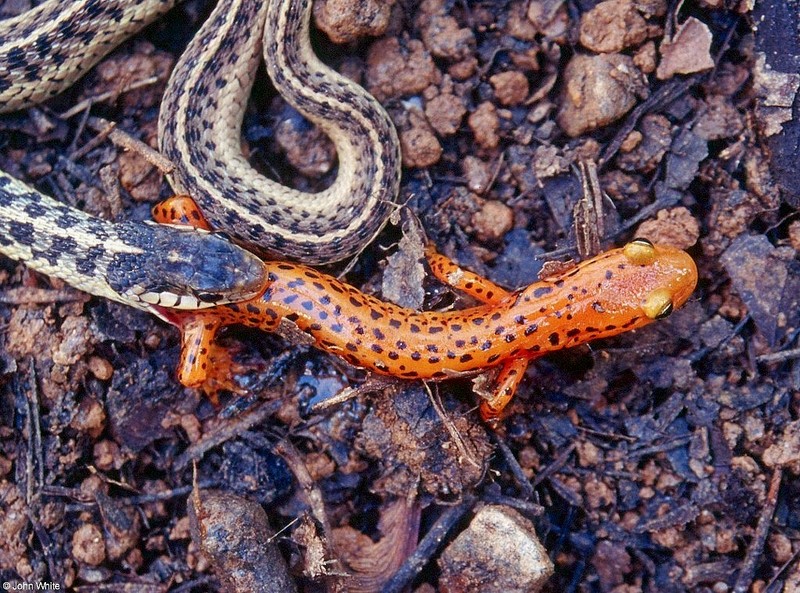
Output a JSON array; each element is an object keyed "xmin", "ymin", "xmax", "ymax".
[
  {"xmin": 425, "ymin": 245, "xmax": 509, "ymax": 304},
  {"xmin": 477, "ymin": 357, "xmax": 532, "ymax": 423}
]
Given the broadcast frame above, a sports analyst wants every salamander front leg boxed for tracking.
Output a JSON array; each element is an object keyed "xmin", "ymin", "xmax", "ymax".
[
  {"xmin": 426, "ymin": 247, "xmax": 535, "ymax": 422},
  {"xmin": 425, "ymin": 245, "xmax": 509, "ymax": 304}
]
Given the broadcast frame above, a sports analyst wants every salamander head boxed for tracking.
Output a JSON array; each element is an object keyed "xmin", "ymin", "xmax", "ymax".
[{"xmin": 574, "ymin": 237, "xmax": 697, "ymax": 335}]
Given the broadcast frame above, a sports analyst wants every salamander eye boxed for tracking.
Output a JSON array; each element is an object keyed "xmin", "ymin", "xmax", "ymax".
[
  {"xmin": 643, "ymin": 288, "xmax": 674, "ymax": 320},
  {"xmin": 623, "ymin": 238, "xmax": 656, "ymax": 265}
]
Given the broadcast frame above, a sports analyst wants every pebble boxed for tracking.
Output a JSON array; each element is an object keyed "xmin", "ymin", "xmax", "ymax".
[{"xmin": 438, "ymin": 505, "xmax": 553, "ymax": 593}]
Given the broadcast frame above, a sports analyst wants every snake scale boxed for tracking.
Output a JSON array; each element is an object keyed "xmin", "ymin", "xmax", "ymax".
[{"xmin": 0, "ymin": 0, "xmax": 401, "ymax": 313}]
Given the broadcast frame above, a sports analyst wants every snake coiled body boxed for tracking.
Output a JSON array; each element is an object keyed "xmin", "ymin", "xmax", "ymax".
[
  {"xmin": 160, "ymin": 0, "xmax": 401, "ymax": 263},
  {"xmin": 0, "ymin": 0, "xmax": 401, "ymax": 309}
]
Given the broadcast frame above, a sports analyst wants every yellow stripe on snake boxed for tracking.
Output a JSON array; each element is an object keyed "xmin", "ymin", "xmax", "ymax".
[{"xmin": 0, "ymin": 0, "xmax": 401, "ymax": 314}]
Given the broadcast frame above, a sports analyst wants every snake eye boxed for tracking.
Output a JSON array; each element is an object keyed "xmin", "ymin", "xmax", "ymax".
[{"xmin": 643, "ymin": 288, "xmax": 674, "ymax": 320}]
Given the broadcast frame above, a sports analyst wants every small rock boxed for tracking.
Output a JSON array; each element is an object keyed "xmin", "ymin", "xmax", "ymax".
[
  {"xmin": 656, "ymin": 17, "xmax": 714, "ymax": 80},
  {"xmin": 438, "ymin": 505, "xmax": 553, "ymax": 593},
  {"xmin": 72, "ymin": 524, "xmax": 106, "ymax": 566},
  {"xmin": 366, "ymin": 38, "xmax": 440, "ymax": 102},
  {"xmin": 471, "ymin": 200, "xmax": 514, "ymax": 243},
  {"xmin": 579, "ymin": 0, "xmax": 649, "ymax": 53},
  {"xmin": 462, "ymin": 156, "xmax": 492, "ymax": 194},
  {"xmin": 720, "ymin": 234, "xmax": 789, "ymax": 346},
  {"xmin": 490, "ymin": 71, "xmax": 529, "ymax": 106},
  {"xmin": 468, "ymin": 101, "xmax": 501, "ymax": 149},
  {"xmin": 314, "ymin": 0, "xmax": 394, "ymax": 43},
  {"xmin": 400, "ymin": 111, "xmax": 442, "ymax": 167},
  {"xmin": 557, "ymin": 53, "xmax": 648, "ymax": 137},
  {"xmin": 634, "ymin": 207, "xmax": 700, "ymax": 249},
  {"xmin": 418, "ymin": 11, "xmax": 475, "ymax": 60},
  {"xmin": 425, "ymin": 92, "xmax": 467, "ymax": 136},
  {"xmin": 762, "ymin": 421, "xmax": 800, "ymax": 473}
]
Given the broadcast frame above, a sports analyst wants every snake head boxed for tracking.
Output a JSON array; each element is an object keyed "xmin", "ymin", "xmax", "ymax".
[{"xmin": 107, "ymin": 222, "xmax": 268, "ymax": 310}]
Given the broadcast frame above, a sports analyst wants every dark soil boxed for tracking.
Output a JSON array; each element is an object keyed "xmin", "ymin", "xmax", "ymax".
[{"xmin": 1, "ymin": 0, "xmax": 799, "ymax": 591}]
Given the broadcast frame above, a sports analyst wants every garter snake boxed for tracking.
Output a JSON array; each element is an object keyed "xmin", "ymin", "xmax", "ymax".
[{"xmin": 0, "ymin": 0, "xmax": 401, "ymax": 312}]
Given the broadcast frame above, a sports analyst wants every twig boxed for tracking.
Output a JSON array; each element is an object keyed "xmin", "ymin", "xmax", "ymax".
[
  {"xmin": 733, "ymin": 468, "xmax": 783, "ymax": 593},
  {"xmin": 85, "ymin": 115, "xmax": 175, "ymax": 174},
  {"xmin": 381, "ymin": 496, "xmax": 477, "ymax": 593}
]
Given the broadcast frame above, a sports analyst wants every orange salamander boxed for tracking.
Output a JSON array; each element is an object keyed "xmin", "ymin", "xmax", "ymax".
[{"xmin": 153, "ymin": 197, "xmax": 698, "ymax": 421}]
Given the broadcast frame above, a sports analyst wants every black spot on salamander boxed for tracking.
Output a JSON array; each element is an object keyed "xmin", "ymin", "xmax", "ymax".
[
  {"xmin": 472, "ymin": 318, "xmax": 484, "ymax": 326},
  {"xmin": 312, "ymin": 281, "xmax": 325, "ymax": 291},
  {"xmin": 428, "ymin": 356, "xmax": 440, "ymax": 364},
  {"xmin": 470, "ymin": 336, "xmax": 479, "ymax": 345},
  {"xmin": 286, "ymin": 313, "xmax": 299, "ymax": 322},
  {"xmin": 388, "ymin": 351, "xmax": 399, "ymax": 360},
  {"xmin": 320, "ymin": 295, "xmax": 331, "ymax": 305},
  {"xmin": 370, "ymin": 309, "xmax": 384, "ymax": 320},
  {"xmin": 331, "ymin": 323, "xmax": 344, "ymax": 333},
  {"xmin": 429, "ymin": 326, "xmax": 444, "ymax": 334},
  {"xmin": 487, "ymin": 353, "xmax": 500, "ymax": 363},
  {"xmin": 246, "ymin": 303, "xmax": 260, "ymax": 314},
  {"xmin": 349, "ymin": 297, "xmax": 363, "ymax": 307},
  {"xmin": 373, "ymin": 328, "xmax": 385, "ymax": 340},
  {"xmin": 524, "ymin": 324, "xmax": 538, "ymax": 336},
  {"xmin": 548, "ymin": 332, "xmax": 560, "ymax": 346},
  {"xmin": 318, "ymin": 311, "xmax": 328, "ymax": 320},
  {"xmin": 283, "ymin": 294, "xmax": 298, "ymax": 305},
  {"xmin": 460, "ymin": 353, "xmax": 473, "ymax": 363},
  {"xmin": 371, "ymin": 344, "xmax": 383, "ymax": 353},
  {"xmin": 494, "ymin": 326, "xmax": 505, "ymax": 335},
  {"xmin": 451, "ymin": 323, "xmax": 462, "ymax": 331},
  {"xmin": 426, "ymin": 344, "xmax": 438, "ymax": 353},
  {"xmin": 533, "ymin": 286, "xmax": 553, "ymax": 298},
  {"xmin": 505, "ymin": 334, "xmax": 516, "ymax": 343},
  {"xmin": 346, "ymin": 343, "xmax": 358, "ymax": 352},
  {"xmin": 555, "ymin": 280, "xmax": 565, "ymax": 288},
  {"xmin": 287, "ymin": 278, "xmax": 305, "ymax": 288},
  {"xmin": 389, "ymin": 319, "xmax": 402, "ymax": 328},
  {"xmin": 455, "ymin": 339, "xmax": 466, "ymax": 348},
  {"xmin": 514, "ymin": 315, "xmax": 525, "ymax": 325},
  {"xmin": 409, "ymin": 324, "xmax": 421, "ymax": 333},
  {"xmin": 586, "ymin": 326, "xmax": 600, "ymax": 333},
  {"xmin": 396, "ymin": 340, "xmax": 407, "ymax": 350},
  {"xmin": 593, "ymin": 302, "xmax": 605, "ymax": 314},
  {"xmin": 491, "ymin": 312, "xmax": 501, "ymax": 321},
  {"xmin": 432, "ymin": 371, "xmax": 447, "ymax": 378},
  {"xmin": 605, "ymin": 324, "xmax": 617, "ymax": 331},
  {"xmin": 446, "ymin": 351, "xmax": 456, "ymax": 359},
  {"xmin": 301, "ymin": 301, "xmax": 314, "ymax": 311},
  {"xmin": 480, "ymin": 340, "xmax": 492, "ymax": 351},
  {"xmin": 411, "ymin": 352, "xmax": 421, "ymax": 361},
  {"xmin": 566, "ymin": 328, "xmax": 580, "ymax": 337},
  {"xmin": 309, "ymin": 323, "xmax": 322, "ymax": 331},
  {"xmin": 622, "ymin": 316, "xmax": 640, "ymax": 328}
]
